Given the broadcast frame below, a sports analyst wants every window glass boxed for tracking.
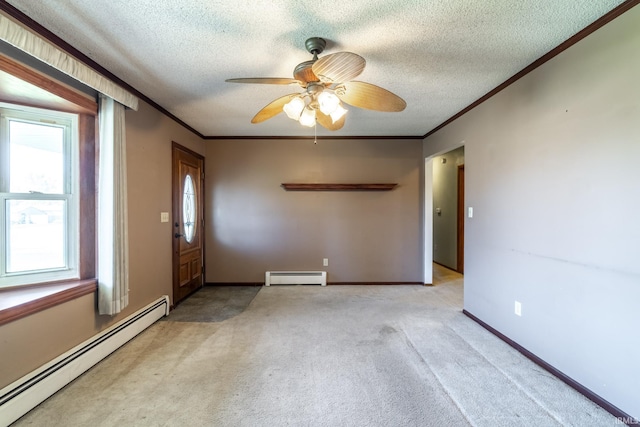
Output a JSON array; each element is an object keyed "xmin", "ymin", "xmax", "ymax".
[
  {"xmin": 183, "ymin": 173, "xmax": 196, "ymax": 243},
  {"xmin": 6, "ymin": 199, "xmax": 66, "ymax": 272},
  {"xmin": 9, "ymin": 120, "xmax": 64, "ymax": 194}
]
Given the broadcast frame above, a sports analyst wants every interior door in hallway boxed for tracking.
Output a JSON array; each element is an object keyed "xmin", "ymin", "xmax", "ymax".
[{"xmin": 172, "ymin": 143, "xmax": 204, "ymax": 305}]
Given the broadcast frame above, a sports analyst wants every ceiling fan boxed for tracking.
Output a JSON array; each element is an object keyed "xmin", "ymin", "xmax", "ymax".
[{"xmin": 226, "ymin": 37, "xmax": 406, "ymax": 131}]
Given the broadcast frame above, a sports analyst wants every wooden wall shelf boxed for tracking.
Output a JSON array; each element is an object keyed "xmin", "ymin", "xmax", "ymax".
[{"xmin": 281, "ymin": 183, "xmax": 397, "ymax": 191}]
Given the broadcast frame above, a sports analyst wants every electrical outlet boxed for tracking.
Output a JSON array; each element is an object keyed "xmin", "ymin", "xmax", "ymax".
[
  {"xmin": 323, "ymin": 258, "xmax": 329, "ymax": 267},
  {"xmin": 514, "ymin": 301, "xmax": 522, "ymax": 316}
]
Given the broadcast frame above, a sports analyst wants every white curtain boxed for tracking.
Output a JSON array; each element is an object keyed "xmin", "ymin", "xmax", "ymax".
[
  {"xmin": 0, "ymin": 13, "xmax": 138, "ymax": 110},
  {"xmin": 98, "ymin": 94, "xmax": 129, "ymax": 315}
]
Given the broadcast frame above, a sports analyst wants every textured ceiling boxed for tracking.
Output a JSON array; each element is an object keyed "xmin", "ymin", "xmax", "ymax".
[{"xmin": 5, "ymin": 0, "xmax": 628, "ymax": 138}]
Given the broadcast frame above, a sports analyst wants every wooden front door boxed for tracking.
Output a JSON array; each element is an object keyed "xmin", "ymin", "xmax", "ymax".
[{"xmin": 172, "ymin": 143, "xmax": 204, "ymax": 304}]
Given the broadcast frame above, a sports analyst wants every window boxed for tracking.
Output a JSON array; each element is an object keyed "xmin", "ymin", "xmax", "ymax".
[
  {"xmin": 183, "ymin": 173, "xmax": 196, "ymax": 243},
  {"xmin": 0, "ymin": 103, "xmax": 79, "ymax": 287}
]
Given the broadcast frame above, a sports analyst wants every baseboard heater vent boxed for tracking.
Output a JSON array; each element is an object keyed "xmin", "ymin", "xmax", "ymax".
[
  {"xmin": 265, "ymin": 271, "xmax": 327, "ymax": 286},
  {"xmin": 0, "ymin": 296, "xmax": 169, "ymax": 426}
]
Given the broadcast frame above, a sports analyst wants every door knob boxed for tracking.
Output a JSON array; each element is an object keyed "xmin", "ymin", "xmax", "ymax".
[{"xmin": 174, "ymin": 233, "xmax": 184, "ymax": 238}]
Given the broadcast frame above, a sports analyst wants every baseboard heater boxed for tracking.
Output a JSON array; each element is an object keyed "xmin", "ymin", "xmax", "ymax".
[
  {"xmin": 265, "ymin": 271, "xmax": 327, "ymax": 286},
  {"xmin": 0, "ymin": 296, "xmax": 169, "ymax": 426}
]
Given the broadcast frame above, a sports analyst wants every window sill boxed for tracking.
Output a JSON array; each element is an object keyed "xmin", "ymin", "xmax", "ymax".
[{"xmin": 0, "ymin": 279, "xmax": 97, "ymax": 326}]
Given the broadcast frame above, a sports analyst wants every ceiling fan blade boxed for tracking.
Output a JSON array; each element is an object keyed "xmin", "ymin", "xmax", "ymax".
[
  {"xmin": 334, "ymin": 81, "xmax": 406, "ymax": 112},
  {"xmin": 312, "ymin": 52, "xmax": 365, "ymax": 84},
  {"xmin": 251, "ymin": 93, "xmax": 300, "ymax": 123},
  {"xmin": 316, "ymin": 110, "xmax": 346, "ymax": 131},
  {"xmin": 226, "ymin": 78, "xmax": 301, "ymax": 85}
]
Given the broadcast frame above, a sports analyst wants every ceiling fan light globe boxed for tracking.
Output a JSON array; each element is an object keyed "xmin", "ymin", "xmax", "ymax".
[
  {"xmin": 283, "ymin": 97, "xmax": 305, "ymax": 120},
  {"xmin": 318, "ymin": 91, "xmax": 340, "ymax": 115},
  {"xmin": 299, "ymin": 107, "xmax": 316, "ymax": 127},
  {"xmin": 330, "ymin": 104, "xmax": 347, "ymax": 123}
]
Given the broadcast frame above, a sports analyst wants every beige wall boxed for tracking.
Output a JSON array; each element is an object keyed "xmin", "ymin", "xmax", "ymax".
[
  {"xmin": 205, "ymin": 138, "xmax": 423, "ymax": 283},
  {"xmin": 0, "ymin": 100, "xmax": 205, "ymax": 388}
]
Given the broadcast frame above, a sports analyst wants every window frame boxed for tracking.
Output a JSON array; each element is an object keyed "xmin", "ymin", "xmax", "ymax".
[
  {"xmin": 0, "ymin": 104, "xmax": 80, "ymax": 287},
  {"xmin": 0, "ymin": 53, "xmax": 98, "ymax": 325}
]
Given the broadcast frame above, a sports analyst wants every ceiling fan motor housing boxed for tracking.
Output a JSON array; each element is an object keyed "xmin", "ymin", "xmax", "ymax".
[
  {"xmin": 294, "ymin": 60, "xmax": 318, "ymax": 85},
  {"xmin": 294, "ymin": 38, "xmax": 327, "ymax": 84},
  {"xmin": 305, "ymin": 37, "xmax": 326, "ymax": 55}
]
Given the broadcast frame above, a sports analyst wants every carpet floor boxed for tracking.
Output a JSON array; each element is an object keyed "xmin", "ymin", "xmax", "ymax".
[{"xmin": 14, "ymin": 268, "xmax": 617, "ymax": 426}]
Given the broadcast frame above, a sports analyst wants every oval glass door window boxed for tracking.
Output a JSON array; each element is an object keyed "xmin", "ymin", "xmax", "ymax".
[{"xmin": 182, "ymin": 174, "xmax": 196, "ymax": 243}]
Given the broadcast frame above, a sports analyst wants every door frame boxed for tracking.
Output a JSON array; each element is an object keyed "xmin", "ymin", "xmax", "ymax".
[
  {"xmin": 423, "ymin": 143, "xmax": 465, "ymax": 284},
  {"xmin": 457, "ymin": 164, "xmax": 465, "ymax": 273},
  {"xmin": 171, "ymin": 141, "xmax": 205, "ymax": 305}
]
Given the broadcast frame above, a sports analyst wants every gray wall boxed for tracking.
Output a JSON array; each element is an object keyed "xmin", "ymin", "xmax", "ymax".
[
  {"xmin": 205, "ymin": 138, "xmax": 423, "ymax": 283},
  {"xmin": 432, "ymin": 146, "xmax": 464, "ymax": 269},
  {"xmin": 424, "ymin": 5, "xmax": 640, "ymax": 418}
]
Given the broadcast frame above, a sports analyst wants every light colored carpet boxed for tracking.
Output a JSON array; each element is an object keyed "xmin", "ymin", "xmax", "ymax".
[
  {"xmin": 14, "ymin": 269, "xmax": 616, "ymax": 426},
  {"xmin": 161, "ymin": 285, "xmax": 261, "ymax": 323}
]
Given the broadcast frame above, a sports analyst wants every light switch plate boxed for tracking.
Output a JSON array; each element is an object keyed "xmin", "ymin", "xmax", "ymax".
[
  {"xmin": 160, "ymin": 212, "xmax": 169, "ymax": 223},
  {"xmin": 468, "ymin": 207, "xmax": 473, "ymax": 218}
]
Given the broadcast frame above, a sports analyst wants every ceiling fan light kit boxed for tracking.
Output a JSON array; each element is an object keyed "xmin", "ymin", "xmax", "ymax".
[
  {"xmin": 299, "ymin": 106, "xmax": 316, "ymax": 127},
  {"xmin": 283, "ymin": 96, "xmax": 305, "ymax": 120},
  {"xmin": 282, "ymin": 83, "xmax": 347, "ymax": 127},
  {"xmin": 329, "ymin": 104, "xmax": 348, "ymax": 123},
  {"xmin": 226, "ymin": 37, "xmax": 406, "ymax": 132},
  {"xmin": 317, "ymin": 91, "xmax": 340, "ymax": 115}
]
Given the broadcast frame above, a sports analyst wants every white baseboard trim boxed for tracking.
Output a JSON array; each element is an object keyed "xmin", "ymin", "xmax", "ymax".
[{"xmin": 0, "ymin": 296, "xmax": 169, "ymax": 426}]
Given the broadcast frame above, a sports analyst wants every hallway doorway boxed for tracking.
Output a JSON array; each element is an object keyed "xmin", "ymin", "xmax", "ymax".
[{"xmin": 431, "ymin": 146, "xmax": 465, "ymax": 273}]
